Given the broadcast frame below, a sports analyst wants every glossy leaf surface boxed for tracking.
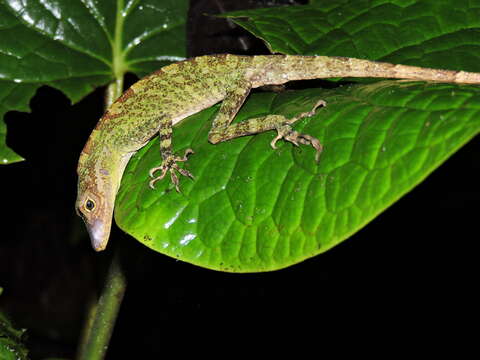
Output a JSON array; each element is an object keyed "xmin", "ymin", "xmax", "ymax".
[
  {"xmin": 0, "ymin": 0, "xmax": 188, "ymax": 163},
  {"xmin": 224, "ymin": 0, "xmax": 480, "ymax": 72},
  {"xmin": 116, "ymin": 82, "xmax": 480, "ymax": 271}
]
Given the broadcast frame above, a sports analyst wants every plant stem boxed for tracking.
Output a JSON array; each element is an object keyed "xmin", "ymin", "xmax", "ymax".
[
  {"xmin": 105, "ymin": 77, "xmax": 124, "ymax": 109},
  {"xmin": 76, "ymin": 78, "xmax": 126, "ymax": 360},
  {"xmin": 76, "ymin": 248, "xmax": 126, "ymax": 360}
]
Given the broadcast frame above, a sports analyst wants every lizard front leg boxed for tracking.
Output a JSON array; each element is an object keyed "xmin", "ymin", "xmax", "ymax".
[
  {"xmin": 208, "ymin": 80, "xmax": 326, "ymax": 161},
  {"xmin": 149, "ymin": 118, "xmax": 194, "ymax": 191}
]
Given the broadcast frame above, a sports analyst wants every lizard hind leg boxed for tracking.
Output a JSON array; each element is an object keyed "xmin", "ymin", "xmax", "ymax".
[
  {"xmin": 207, "ymin": 76, "xmax": 326, "ymax": 161},
  {"xmin": 209, "ymin": 95, "xmax": 326, "ymax": 162}
]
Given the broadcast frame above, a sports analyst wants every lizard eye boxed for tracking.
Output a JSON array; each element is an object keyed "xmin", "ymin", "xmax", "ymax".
[{"xmin": 85, "ymin": 199, "xmax": 96, "ymax": 212}]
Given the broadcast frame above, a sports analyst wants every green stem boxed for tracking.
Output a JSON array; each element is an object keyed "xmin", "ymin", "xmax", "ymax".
[
  {"xmin": 76, "ymin": 248, "xmax": 126, "ymax": 360},
  {"xmin": 105, "ymin": 77, "xmax": 124, "ymax": 109},
  {"xmin": 76, "ymin": 77, "xmax": 126, "ymax": 360}
]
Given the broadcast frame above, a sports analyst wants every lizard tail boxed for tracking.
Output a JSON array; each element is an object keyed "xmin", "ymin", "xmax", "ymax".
[{"xmin": 256, "ymin": 55, "xmax": 480, "ymax": 85}]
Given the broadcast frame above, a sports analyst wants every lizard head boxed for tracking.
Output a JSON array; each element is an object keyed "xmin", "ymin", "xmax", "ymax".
[
  {"xmin": 76, "ymin": 145, "xmax": 133, "ymax": 251},
  {"xmin": 76, "ymin": 184, "xmax": 114, "ymax": 252},
  {"xmin": 75, "ymin": 147, "xmax": 119, "ymax": 252}
]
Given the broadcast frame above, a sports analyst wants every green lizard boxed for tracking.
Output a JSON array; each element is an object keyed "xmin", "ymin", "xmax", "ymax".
[{"xmin": 75, "ymin": 54, "xmax": 480, "ymax": 251}]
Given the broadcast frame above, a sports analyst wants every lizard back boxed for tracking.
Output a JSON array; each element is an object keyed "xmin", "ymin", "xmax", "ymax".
[{"xmin": 93, "ymin": 54, "xmax": 254, "ymax": 153}]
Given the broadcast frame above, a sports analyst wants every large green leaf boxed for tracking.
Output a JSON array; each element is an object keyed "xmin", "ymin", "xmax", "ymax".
[
  {"xmin": 116, "ymin": 82, "xmax": 480, "ymax": 272},
  {"xmin": 115, "ymin": 0, "xmax": 480, "ymax": 272},
  {"xmin": 0, "ymin": 0, "xmax": 188, "ymax": 164}
]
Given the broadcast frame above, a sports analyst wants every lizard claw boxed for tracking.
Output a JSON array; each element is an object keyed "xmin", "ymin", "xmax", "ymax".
[
  {"xmin": 148, "ymin": 166, "xmax": 168, "ymax": 189},
  {"xmin": 295, "ymin": 134, "xmax": 323, "ymax": 162},
  {"xmin": 149, "ymin": 148, "xmax": 195, "ymax": 191}
]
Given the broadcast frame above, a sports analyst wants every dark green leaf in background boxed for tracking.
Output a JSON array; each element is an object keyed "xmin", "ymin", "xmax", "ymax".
[
  {"xmin": 0, "ymin": 0, "xmax": 188, "ymax": 163},
  {"xmin": 224, "ymin": 0, "xmax": 480, "ymax": 71}
]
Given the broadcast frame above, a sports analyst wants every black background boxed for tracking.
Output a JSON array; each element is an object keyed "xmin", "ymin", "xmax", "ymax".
[{"xmin": 0, "ymin": 0, "xmax": 478, "ymax": 358}]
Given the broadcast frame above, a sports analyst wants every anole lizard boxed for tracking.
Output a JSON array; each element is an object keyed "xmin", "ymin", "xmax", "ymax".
[{"xmin": 75, "ymin": 54, "xmax": 480, "ymax": 251}]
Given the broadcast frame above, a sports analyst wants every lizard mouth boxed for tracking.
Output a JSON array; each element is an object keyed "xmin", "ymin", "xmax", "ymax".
[{"xmin": 86, "ymin": 218, "xmax": 108, "ymax": 251}]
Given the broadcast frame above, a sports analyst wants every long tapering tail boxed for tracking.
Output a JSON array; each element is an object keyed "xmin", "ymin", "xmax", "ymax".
[{"xmin": 251, "ymin": 55, "xmax": 480, "ymax": 85}]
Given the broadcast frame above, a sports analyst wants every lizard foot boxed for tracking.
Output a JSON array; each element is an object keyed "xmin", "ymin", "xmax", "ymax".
[
  {"xmin": 270, "ymin": 125, "xmax": 323, "ymax": 162},
  {"xmin": 271, "ymin": 98, "xmax": 325, "ymax": 161},
  {"xmin": 149, "ymin": 148, "xmax": 194, "ymax": 192}
]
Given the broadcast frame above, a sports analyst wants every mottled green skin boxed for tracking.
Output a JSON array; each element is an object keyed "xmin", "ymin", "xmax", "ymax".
[{"xmin": 76, "ymin": 54, "xmax": 480, "ymax": 251}]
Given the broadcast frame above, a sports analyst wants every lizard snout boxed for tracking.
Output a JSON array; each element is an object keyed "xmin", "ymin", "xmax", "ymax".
[{"xmin": 86, "ymin": 218, "xmax": 109, "ymax": 251}]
